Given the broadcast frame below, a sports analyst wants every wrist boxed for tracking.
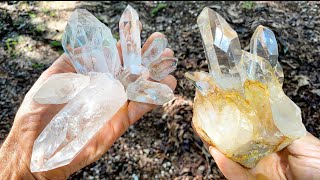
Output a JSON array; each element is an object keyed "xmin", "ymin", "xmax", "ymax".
[{"xmin": 0, "ymin": 132, "xmax": 36, "ymax": 179}]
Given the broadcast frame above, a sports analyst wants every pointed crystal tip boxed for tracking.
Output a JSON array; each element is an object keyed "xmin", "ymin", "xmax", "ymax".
[
  {"xmin": 120, "ymin": 5, "xmax": 139, "ymax": 22},
  {"xmin": 196, "ymin": 7, "xmax": 242, "ymax": 82},
  {"xmin": 119, "ymin": 4, "xmax": 141, "ymax": 68},
  {"xmin": 250, "ymin": 25, "xmax": 283, "ymax": 85},
  {"xmin": 197, "ymin": 7, "xmax": 210, "ymax": 20},
  {"xmin": 250, "ymin": 25, "xmax": 279, "ymax": 67}
]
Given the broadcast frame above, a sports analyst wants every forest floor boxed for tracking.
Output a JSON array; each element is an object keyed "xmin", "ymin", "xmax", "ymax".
[{"xmin": 0, "ymin": 1, "xmax": 319, "ymax": 179}]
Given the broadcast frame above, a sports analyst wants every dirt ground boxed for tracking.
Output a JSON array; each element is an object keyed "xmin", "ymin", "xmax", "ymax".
[{"xmin": 0, "ymin": 1, "xmax": 319, "ymax": 179}]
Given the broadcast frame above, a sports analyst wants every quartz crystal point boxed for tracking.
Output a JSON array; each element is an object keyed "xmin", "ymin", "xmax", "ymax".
[
  {"xmin": 62, "ymin": 9, "xmax": 121, "ymax": 76},
  {"xmin": 149, "ymin": 57, "xmax": 178, "ymax": 81},
  {"xmin": 127, "ymin": 79, "xmax": 174, "ymax": 105},
  {"xmin": 33, "ymin": 73, "xmax": 90, "ymax": 104},
  {"xmin": 250, "ymin": 25, "xmax": 284, "ymax": 85},
  {"xmin": 142, "ymin": 37, "xmax": 177, "ymax": 81},
  {"xmin": 197, "ymin": 7, "xmax": 242, "ymax": 90},
  {"xmin": 119, "ymin": 5, "xmax": 175, "ymax": 104},
  {"xmin": 142, "ymin": 37, "xmax": 168, "ymax": 67},
  {"xmin": 188, "ymin": 7, "xmax": 306, "ymax": 168},
  {"xmin": 119, "ymin": 5, "xmax": 142, "ymax": 68},
  {"xmin": 31, "ymin": 73, "xmax": 127, "ymax": 172}
]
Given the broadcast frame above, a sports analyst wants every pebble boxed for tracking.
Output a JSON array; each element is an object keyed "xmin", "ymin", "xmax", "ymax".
[
  {"xmin": 143, "ymin": 174, "xmax": 148, "ymax": 179},
  {"xmin": 198, "ymin": 165, "xmax": 205, "ymax": 172},
  {"xmin": 143, "ymin": 148, "xmax": 150, "ymax": 155}
]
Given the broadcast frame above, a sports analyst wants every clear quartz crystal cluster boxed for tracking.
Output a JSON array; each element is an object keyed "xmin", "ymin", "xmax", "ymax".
[
  {"xmin": 186, "ymin": 7, "xmax": 306, "ymax": 168},
  {"xmin": 31, "ymin": 6, "xmax": 176, "ymax": 172},
  {"xmin": 118, "ymin": 5, "xmax": 177, "ymax": 104}
]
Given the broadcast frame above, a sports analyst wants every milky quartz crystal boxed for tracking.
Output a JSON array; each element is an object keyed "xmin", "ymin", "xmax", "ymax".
[
  {"xmin": 186, "ymin": 7, "xmax": 306, "ymax": 168},
  {"xmin": 33, "ymin": 73, "xmax": 90, "ymax": 104},
  {"xmin": 31, "ymin": 7, "xmax": 176, "ymax": 172}
]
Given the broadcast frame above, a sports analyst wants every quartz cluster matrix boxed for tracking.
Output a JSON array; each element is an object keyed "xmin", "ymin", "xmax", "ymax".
[
  {"xmin": 30, "ymin": 6, "xmax": 177, "ymax": 172},
  {"xmin": 186, "ymin": 7, "xmax": 306, "ymax": 168}
]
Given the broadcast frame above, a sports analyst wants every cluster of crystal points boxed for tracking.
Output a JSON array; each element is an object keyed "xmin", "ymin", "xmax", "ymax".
[
  {"xmin": 31, "ymin": 6, "xmax": 176, "ymax": 172},
  {"xmin": 186, "ymin": 7, "xmax": 306, "ymax": 168}
]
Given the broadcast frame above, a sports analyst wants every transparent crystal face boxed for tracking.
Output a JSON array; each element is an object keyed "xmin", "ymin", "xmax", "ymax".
[
  {"xmin": 250, "ymin": 25, "xmax": 278, "ymax": 67},
  {"xmin": 142, "ymin": 37, "xmax": 168, "ymax": 68},
  {"xmin": 185, "ymin": 71, "xmax": 215, "ymax": 95},
  {"xmin": 62, "ymin": 9, "xmax": 121, "ymax": 76},
  {"xmin": 188, "ymin": 7, "xmax": 306, "ymax": 168},
  {"xmin": 119, "ymin": 5, "xmax": 141, "ymax": 68},
  {"xmin": 149, "ymin": 57, "xmax": 178, "ymax": 81},
  {"xmin": 197, "ymin": 7, "xmax": 242, "ymax": 80},
  {"xmin": 250, "ymin": 25, "xmax": 284, "ymax": 85},
  {"xmin": 238, "ymin": 51, "xmax": 275, "ymax": 84}
]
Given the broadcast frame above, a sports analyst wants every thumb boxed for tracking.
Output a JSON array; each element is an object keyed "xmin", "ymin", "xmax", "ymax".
[{"xmin": 209, "ymin": 146, "xmax": 252, "ymax": 180}]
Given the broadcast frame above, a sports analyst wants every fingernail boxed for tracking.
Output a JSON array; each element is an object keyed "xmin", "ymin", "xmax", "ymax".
[{"xmin": 209, "ymin": 146, "xmax": 218, "ymax": 156}]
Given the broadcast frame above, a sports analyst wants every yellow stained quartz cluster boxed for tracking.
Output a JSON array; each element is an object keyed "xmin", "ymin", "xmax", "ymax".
[
  {"xmin": 187, "ymin": 7, "xmax": 306, "ymax": 168},
  {"xmin": 191, "ymin": 74, "xmax": 296, "ymax": 167}
]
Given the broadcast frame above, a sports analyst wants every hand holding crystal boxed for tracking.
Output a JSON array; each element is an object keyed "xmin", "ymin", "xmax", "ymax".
[
  {"xmin": 0, "ymin": 31, "xmax": 177, "ymax": 179},
  {"xmin": 202, "ymin": 133, "xmax": 320, "ymax": 179},
  {"xmin": 25, "ymin": 6, "xmax": 177, "ymax": 173},
  {"xmin": 189, "ymin": 7, "xmax": 320, "ymax": 180}
]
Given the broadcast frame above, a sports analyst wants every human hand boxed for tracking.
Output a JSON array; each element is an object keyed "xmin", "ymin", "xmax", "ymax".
[
  {"xmin": 199, "ymin": 132, "xmax": 320, "ymax": 180},
  {"xmin": 0, "ymin": 32, "xmax": 177, "ymax": 179}
]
